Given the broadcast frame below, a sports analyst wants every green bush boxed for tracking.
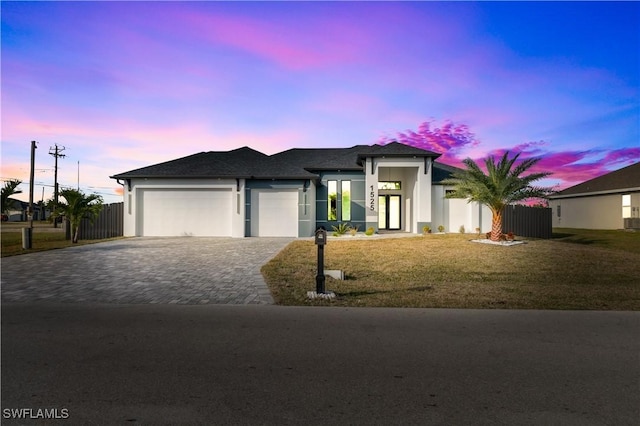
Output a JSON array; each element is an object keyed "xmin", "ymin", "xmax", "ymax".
[
  {"xmin": 365, "ymin": 227, "xmax": 375, "ymax": 236},
  {"xmin": 332, "ymin": 223, "xmax": 350, "ymax": 236}
]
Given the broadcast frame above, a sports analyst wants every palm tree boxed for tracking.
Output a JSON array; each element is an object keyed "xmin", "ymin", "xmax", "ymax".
[
  {"xmin": 51, "ymin": 189, "xmax": 103, "ymax": 243},
  {"xmin": 442, "ymin": 152, "xmax": 554, "ymax": 241},
  {"xmin": 1, "ymin": 179, "xmax": 23, "ymax": 216}
]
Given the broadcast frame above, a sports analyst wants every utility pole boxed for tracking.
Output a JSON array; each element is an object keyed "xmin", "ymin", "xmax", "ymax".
[
  {"xmin": 23, "ymin": 140, "xmax": 37, "ymax": 249},
  {"xmin": 49, "ymin": 144, "xmax": 65, "ymax": 228}
]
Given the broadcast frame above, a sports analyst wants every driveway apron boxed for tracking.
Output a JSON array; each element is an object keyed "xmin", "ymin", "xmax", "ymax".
[{"xmin": 1, "ymin": 237, "xmax": 293, "ymax": 304}]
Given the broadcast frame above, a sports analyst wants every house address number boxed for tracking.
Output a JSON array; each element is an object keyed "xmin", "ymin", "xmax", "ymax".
[{"xmin": 369, "ymin": 185, "xmax": 375, "ymax": 211}]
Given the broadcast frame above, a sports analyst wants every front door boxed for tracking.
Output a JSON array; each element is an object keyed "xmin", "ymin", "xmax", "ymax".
[{"xmin": 378, "ymin": 195, "xmax": 401, "ymax": 230}]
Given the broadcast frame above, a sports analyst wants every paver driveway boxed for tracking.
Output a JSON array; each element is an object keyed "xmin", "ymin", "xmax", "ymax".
[{"xmin": 1, "ymin": 237, "xmax": 294, "ymax": 304}]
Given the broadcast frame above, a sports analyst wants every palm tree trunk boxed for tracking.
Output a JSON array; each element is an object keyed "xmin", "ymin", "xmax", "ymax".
[
  {"xmin": 72, "ymin": 224, "xmax": 79, "ymax": 243},
  {"xmin": 491, "ymin": 210, "xmax": 503, "ymax": 241}
]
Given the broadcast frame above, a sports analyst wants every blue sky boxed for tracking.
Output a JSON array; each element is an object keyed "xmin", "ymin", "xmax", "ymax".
[{"xmin": 2, "ymin": 1, "xmax": 638, "ymax": 204}]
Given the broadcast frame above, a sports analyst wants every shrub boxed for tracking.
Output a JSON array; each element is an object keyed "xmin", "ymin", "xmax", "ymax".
[
  {"xmin": 437, "ymin": 225, "xmax": 445, "ymax": 233},
  {"xmin": 365, "ymin": 227, "xmax": 375, "ymax": 236},
  {"xmin": 422, "ymin": 225, "xmax": 431, "ymax": 234},
  {"xmin": 348, "ymin": 224, "xmax": 359, "ymax": 236},
  {"xmin": 332, "ymin": 223, "xmax": 349, "ymax": 236},
  {"xmin": 459, "ymin": 225, "xmax": 465, "ymax": 234}
]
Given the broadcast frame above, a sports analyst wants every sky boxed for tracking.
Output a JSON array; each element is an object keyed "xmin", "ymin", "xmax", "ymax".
[{"xmin": 1, "ymin": 1, "xmax": 638, "ymax": 205}]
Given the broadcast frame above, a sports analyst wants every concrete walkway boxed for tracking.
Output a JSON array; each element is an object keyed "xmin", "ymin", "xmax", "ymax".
[{"xmin": 0, "ymin": 237, "xmax": 293, "ymax": 304}]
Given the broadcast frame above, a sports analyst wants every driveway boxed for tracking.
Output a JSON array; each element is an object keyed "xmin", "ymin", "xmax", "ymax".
[{"xmin": 0, "ymin": 237, "xmax": 294, "ymax": 304}]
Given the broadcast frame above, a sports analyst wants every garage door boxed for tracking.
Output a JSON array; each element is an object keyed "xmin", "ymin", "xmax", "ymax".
[
  {"xmin": 251, "ymin": 189, "xmax": 298, "ymax": 237},
  {"xmin": 139, "ymin": 189, "xmax": 232, "ymax": 236}
]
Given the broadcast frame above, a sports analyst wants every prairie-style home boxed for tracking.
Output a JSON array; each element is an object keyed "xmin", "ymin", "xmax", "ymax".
[{"xmin": 111, "ymin": 143, "xmax": 493, "ymax": 237}]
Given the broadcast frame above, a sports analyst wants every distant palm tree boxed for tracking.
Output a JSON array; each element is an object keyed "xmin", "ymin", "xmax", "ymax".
[
  {"xmin": 1, "ymin": 179, "xmax": 22, "ymax": 216},
  {"xmin": 442, "ymin": 152, "xmax": 554, "ymax": 241},
  {"xmin": 51, "ymin": 189, "xmax": 103, "ymax": 243}
]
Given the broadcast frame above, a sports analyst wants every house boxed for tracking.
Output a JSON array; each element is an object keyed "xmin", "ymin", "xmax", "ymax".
[
  {"xmin": 548, "ymin": 162, "xmax": 640, "ymax": 230},
  {"xmin": 110, "ymin": 142, "xmax": 492, "ymax": 237},
  {"xmin": 1, "ymin": 199, "xmax": 49, "ymax": 222}
]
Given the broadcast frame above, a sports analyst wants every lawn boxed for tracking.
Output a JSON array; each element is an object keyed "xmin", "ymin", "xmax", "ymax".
[
  {"xmin": 1, "ymin": 222, "xmax": 122, "ymax": 257},
  {"xmin": 261, "ymin": 230, "xmax": 640, "ymax": 310}
]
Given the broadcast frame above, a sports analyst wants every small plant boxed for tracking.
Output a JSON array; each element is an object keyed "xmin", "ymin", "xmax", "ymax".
[
  {"xmin": 459, "ymin": 225, "xmax": 465, "ymax": 234},
  {"xmin": 422, "ymin": 225, "xmax": 431, "ymax": 235},
  {"xmin": 437, "ymin": 225, "xmax": 445, "ymax": 233},
  {"xmin": 332, "ymin": 223, "xmax": 349, "ymax": 236},
  {"xmin": 365, "ymin": 227, "xmax": 375, "ymax": 236},
  {"xmin": 475, "ymin": 227, "xmax": 481, "ymax": 236},
  {"xmin": 506, "ymin": 231, "xmax": 515, "ymax": 241},
  {"xmin": 348, "ymin": 224, "xmax": 359, "ymax": 236}
]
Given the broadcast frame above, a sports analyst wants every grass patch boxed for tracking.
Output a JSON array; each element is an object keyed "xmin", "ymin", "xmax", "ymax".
[
  {"xmin": 262, "ymin": 230, "xmax": 640, "ymax": 310},
  {"xmin": 1, "ymin": 222, "xmax": 123, "ymax": 257}
]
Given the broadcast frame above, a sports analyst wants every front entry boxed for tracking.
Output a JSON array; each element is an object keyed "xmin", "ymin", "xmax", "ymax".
[{"xmin": 378, "ymin": 195, "xmax": 401, "ymax": 230}]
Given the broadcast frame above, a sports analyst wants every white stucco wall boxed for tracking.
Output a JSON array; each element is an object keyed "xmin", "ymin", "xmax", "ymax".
[
  {"xmin": 431, "ymin": 185, "xmax": 492, "ymax": 233},
  {"xmin": 549, "ymin": 192, "xmax": 640, "ymax": 229},
  {"xmin": 364, "ymin": 157, "xmax": 429, "ymax": 233}
]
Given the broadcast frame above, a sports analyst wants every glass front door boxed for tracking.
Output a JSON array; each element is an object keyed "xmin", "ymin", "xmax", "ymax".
[{"xmin": 378, "ymin": 195, "xmax": 401, "ymax": 230}]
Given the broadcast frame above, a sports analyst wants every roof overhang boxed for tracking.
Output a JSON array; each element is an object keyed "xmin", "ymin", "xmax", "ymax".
[{"xmin": 549, "ymin": 187, "xmax": 640, "ymax": 200}]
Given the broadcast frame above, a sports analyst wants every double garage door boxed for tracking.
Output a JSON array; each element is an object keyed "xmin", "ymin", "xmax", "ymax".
[
  {"xmin": 138, "ymin": 188, "xmax": 298, "ymax": 237},
  {"xmin": 139, "ymin": 189, "xmax": 232, "ymax": 237}
]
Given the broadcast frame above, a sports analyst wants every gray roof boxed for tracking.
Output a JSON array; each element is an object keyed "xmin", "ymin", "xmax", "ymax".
[
  {"xmin": 550, "ymin": 162, "xmax": 640, "ymax": 198},
  {"xmin": 111, "ymin": 147, "xmax": 316, "ymax": 180},
  {"xmin": 432, "ymin": 162, "xmax": 463, "ymax": 184},
  {"xmin": 111, "ymin": 142, "xmax": 441, "ymax": 180}
]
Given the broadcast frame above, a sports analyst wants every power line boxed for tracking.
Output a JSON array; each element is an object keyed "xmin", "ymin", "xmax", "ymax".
[{"xmin": 49, "ymin": 144, "xmax": 65, "ymax": 228}]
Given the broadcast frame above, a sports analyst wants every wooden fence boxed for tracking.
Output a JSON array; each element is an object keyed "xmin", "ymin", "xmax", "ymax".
[
  {"xmin": 66, "ymin": 202, "xmax": 124, "ymax": 240},
  {"xmin": 502, "ymin": 204, "xmax": 552, "ymax": 239}
]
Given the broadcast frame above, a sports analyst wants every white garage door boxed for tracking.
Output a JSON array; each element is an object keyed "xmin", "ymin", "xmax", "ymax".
[
  {"xmin": 251, "ymin": 189, "xmax": 298, "ymax": 237},
  {"xmin": 139, "ymin": 189, "xmax": 232, "ymax": 236}
]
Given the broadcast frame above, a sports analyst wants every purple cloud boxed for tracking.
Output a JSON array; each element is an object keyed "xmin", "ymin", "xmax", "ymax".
[
  {"xmin": 378, "ymin": 119, "xmax": 480, "ymax": 167},
  {"xmin": 382, "ymin": 120, "xmax": 639, "ymax": 190}
]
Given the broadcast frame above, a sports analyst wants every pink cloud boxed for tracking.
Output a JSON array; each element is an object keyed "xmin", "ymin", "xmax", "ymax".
[
  {"xmin": 171, "ymin": 5, "xmax": 379, "ymax": 71},
  {"xmin": 378, "ymin": 119, "xmax": 480, "ymax": 167}
]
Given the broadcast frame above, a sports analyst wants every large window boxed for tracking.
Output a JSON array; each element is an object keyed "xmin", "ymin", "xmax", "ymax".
[
  {"xmin": 328, "ymin": 180, "xmax": 337, "ymax": 220},
  {"xmin": 622, "ymin": 194, "xmax": 631, "ymax": 218},
  {"xmin": 341, "ymin": 181, "xmax": 351, "ymax": 221},
  {"xmin": 327, "ymin": 180, "xmax": 351, "ymax": 221}
]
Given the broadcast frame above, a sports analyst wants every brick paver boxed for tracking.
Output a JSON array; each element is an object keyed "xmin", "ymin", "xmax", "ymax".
[{"xmin": 1, "ymin": 237, "xmax": 293, "ymax": 304}]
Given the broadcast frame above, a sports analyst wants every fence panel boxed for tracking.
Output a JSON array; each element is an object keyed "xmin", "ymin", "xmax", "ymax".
[
  {"xmin": 502, "ymin": 205, "xmax": 552, "ymax": 239},
  {"xmin": 77, "ymin": 202, "xmax": 124, "ymax": 240}
]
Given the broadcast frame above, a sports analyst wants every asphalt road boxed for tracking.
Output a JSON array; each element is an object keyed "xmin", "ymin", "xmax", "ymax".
[{"xmin": 2, "ymin": 303, "xmax": 639, "ymax": 425}]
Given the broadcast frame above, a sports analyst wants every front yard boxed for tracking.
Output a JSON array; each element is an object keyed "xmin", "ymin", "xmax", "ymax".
[{"xmin": 262, "ymin": 229, "xmax": 640, "ymax": 310}]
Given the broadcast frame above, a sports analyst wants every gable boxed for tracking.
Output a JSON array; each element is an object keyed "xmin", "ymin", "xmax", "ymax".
[{"xmin": 110, "ymin": 142, "xmax": 442, "ymax": 180}]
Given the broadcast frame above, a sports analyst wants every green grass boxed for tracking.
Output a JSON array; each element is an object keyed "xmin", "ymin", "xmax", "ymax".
[
  {"xmin": 262, "ymin": 229, "xmax": 640, "ymax": 310},
  {"xmin": 1, "ymin": 222, "xmax": 122, "ymax": 257}
]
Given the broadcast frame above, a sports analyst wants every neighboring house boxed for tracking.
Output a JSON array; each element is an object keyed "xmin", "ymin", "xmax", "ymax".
[
  {"xmin": 110, "ymin": 143, "xmax": 492, "ymax": 237},
  {"xmin": 1, "ymin": 199, "xmax": 50, "ymax": 222},
  {"xmin": 548, "ymin": 162, "xmax": 640, "ymax": 230}
]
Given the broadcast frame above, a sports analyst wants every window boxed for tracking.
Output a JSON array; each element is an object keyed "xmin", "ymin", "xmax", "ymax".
[
  {"xmin": 622, "ymin": 194, "xmax": 631, "ymax": 218},
  {"xmin": 327, "ymin": 180, "xmax": 351, "ymax": 221},
  {"xmin": 341, "ymin": 181, "xmax": 351, "ymax": 221},
  {"xmin": 378, "ymin": 181, "xmax": 401, "ymax": 190},
  {"xmin": 328, "ymin": 180, "xmax": 337, "ymax": 220}
]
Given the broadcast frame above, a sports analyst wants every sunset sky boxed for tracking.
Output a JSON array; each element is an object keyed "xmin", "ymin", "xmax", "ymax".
[{"xmin": 2, "ymin": 1, "xmax": 638, "ymax": 204}]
